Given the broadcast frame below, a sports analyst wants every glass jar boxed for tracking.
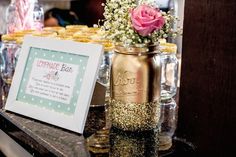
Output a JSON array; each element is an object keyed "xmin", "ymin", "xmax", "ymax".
[
  {"xmin": 6, "ymin": 0, "xmax": 44, "ymax": 34},
  {"xmin": 160, "ymin": 43, "xmax": 178, "ymax": 99},
  {"xmin": 158, "ymin": 97, "xmax": 177, "ymax": 151},
  {"xmin": 96, "ymin": 41, "xmax": 114, "ymax": 95},
  {"xmin": 11, "ymin": 30, "xmax": 35, "ymax": 66},
  {"xmin": 0, "ymin": 34, "xmax": 19, "ymax": 84},
  {"xmin": 98, "ymin": 51, "xmax": 112, "ymax": 84},
  {"xmin": 110, "ymin": 43, "xmax": 161, "ymax": 132},
  {"xmin": 14, "ymin": 37, "xmax": 23, "ymax": 66},
  {"xmin": 0, "ymin": 34, "xmax": 19, "ymax": 105}
]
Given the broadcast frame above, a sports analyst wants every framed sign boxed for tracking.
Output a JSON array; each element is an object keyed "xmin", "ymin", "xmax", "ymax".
[{"xmin": 5, "ymin": 36, "xmax": 103, "ymax": 133}]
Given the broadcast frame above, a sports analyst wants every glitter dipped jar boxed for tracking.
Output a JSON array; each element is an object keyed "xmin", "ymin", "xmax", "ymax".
[{"xmin": 110, "ymin": 43, "xmax": 161, "ymax": 132}]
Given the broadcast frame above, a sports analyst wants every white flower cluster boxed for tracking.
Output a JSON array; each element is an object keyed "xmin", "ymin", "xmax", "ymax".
[
  {"xmin": 137, "ymin": 0, "xmax": 159, "ymax": 8},
  {"xmin": 102, "ymin": 0, "xmax": 181, "ymax": 45}
]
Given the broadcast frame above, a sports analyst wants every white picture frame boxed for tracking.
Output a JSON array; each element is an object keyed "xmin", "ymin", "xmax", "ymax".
[{"xmin": 5, "ymin": 36, "xmax": 103, "ymax": 134}]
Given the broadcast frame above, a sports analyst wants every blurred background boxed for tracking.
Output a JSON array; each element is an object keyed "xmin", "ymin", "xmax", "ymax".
[{"xmin": 0, "ymin": 0, "xmax": 184, "ymax": 34}]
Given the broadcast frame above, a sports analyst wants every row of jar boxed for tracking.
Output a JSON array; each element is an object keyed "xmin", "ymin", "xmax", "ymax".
[
  {"xmin": 1, "ymin": 26, "xmax": 179, "ymax": 96},
  {"xmin": 0, "ymin": 26, "xmax": 179, "ymax": 151}
]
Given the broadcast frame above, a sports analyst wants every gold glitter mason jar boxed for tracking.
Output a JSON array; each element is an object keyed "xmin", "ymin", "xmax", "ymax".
[{"xmin": 110, "ymin": 43, "xmax": 161, "ymax": 131}]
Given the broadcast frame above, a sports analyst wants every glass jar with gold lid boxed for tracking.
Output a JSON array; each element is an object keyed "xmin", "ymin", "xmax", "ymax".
[
  {"xmin": 160, "ymin": 43, "xmax": 178, "ymax": 99},
  {"xmin": 0, "ymin": 30, "xmax": 36, "ymax": 83},
  {"xmin": 91, "ymin": 39, "xmax": 114, "ymax": 87}
]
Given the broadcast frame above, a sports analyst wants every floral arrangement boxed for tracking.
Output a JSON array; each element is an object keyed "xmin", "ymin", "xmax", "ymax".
[{"xmin": 102, "ymin": 0, "xmax": 181, "ymax": 45}]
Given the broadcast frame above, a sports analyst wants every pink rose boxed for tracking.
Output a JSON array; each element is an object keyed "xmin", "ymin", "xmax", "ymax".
[{"xmin": 130, "ymin": 4, "xmax": 165, "ymax": 36}]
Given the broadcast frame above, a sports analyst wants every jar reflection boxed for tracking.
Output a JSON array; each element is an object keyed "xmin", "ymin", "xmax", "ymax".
[
  {"xmin": 158, "ymin": 98, "xmax": 177, "ymax": 151},
  {"xmin": 109, "ymin": 127, "xmax": 159, "ymax": 157}
]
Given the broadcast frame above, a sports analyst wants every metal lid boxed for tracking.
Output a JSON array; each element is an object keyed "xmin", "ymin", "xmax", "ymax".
[
  {"xmin": 160, "ymin": 43, "xmax": 177, "ymax": 54},
  {"xmin": 90, "ymin": 39, "xmax": 114, "ymax": 52},
  {"xmin": 32, "ymin": 31, "xmax": 57, "ymax": 37},
  {"xmin": 114, "ymin": 43, "xmax": 160, "ymax": 55},
  {"xmin": 1, "ymin": 34, "xmax": 17, "ymax": 41},
  {"xmin": 43, "ymin": 27, "xmax": 65, "ymax": 34}
]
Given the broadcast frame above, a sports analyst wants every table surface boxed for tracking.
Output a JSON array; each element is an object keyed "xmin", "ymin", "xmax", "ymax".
[{"xmin": 0, "ymin": 107, "xmax": 196, "ymax": 157}]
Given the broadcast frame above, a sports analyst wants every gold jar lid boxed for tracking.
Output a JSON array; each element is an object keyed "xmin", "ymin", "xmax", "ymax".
[
  {"xmin": 73, "ymin": 38, "xmax": 91, "ymax": 43},
  {"xmin": 43, "ymin": 26, "xmax": 65, "ymax": 34},
  {"xmin": 73, "ymin": 33, "xmax": 91, "ymax": 43},
  {"xmin": 1, "ymin": 34, "xmax": 17, "ymax": 42},
  {"xmin": 159, "ymin": 43, "xmax": 177, "ymax": 54},
  {"xmin": 73, "ymin": 30, "xmax": 98, "ymax": 38},
  {"xmin": 13, "ymin": 30, "xmax": 35, "ymax": 37},
  {"xmin": 32, "ymin": 31, "xmax": 57, "ymax": 37},
  {"xmin": 114, "ymin": 43, "xmax": 159, "ymax": 55},
  {"xmin": 73, "ymin": 33, "xmax": 92, "ymax": 41},
  {"xmin": 56, "ymin": 34, "xmax": 73, "ymax": 40},
  {"xmin": 90, "ymin": 39, "xmax": 114, "ymax": 52},
  {"xmin": 90, "ymin": 34, "xmax": 105, "ymax": 41},
  {"xmin": 59, "ymin": 30, "xmax": 77, "ymax": 37},
  {"xmin": 66, "ymin": 25, "xmax": 88, "ymax": 32},
  {"xmin": 2, "ymin": 33, "xmax": 30, "ymax": 44},
  {"xmin": 73, "ymin": 32, "xmax": 87, "ymax": 37},
  {"xmin": 85, "ymin": 27, "xmax": 101, "ymax": 34},
  {"xmin": 103, "ymin": 41, "xmax": 114, "ymax": 52},
  {"xmin": 16, "ymin": 37, "xmax": 24, "ymax": 45}
]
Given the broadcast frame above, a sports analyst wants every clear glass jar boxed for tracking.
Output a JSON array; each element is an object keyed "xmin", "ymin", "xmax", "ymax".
[
  {"xmin": 89, "ymin": 40, "xmax": 114, "ymax": 99},
  {"xmin": 6, "ymin": 0, "xmax": 44, "ymax": 34},
  {"xmin": 160, "ymin": 43, "xmax": 178, "ymax": 99},
  {"xmin": 97, "ymin": 45, "xmax": 113, "ymax": 89},
  {"xmin": 14, "ymin": 37, "xmax": 23, "ymax": 66},
  {"xmin": 0, "ymin": 34, "xmax": 19, "ymax": 105},
  {"xmin": 0, "ymin": 34, "xmax": 19, "ymax": 84},
  {"xmin": 97, "ymin": 51, "xmax": 112, "ymax": 89},
  {"xmin": 158, "ymin": 97, "xmax": 177, "ymax": 151}
]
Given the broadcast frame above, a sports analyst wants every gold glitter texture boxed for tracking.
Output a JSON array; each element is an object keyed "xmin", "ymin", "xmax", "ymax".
[
  {"xmin": 109, "ymin": 128, "xmax": 159, "ymax": 157},
  {"xmin": 110, "ymin": 99, "xmax": 161, "ymax": 131}
]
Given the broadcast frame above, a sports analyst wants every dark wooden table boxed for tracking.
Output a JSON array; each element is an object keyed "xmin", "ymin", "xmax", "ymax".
[{"xmin": 0, "ymin": 107, "xmax": 196, "ymax": 157}]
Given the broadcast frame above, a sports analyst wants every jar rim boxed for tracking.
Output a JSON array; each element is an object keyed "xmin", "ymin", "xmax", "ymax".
[
  {"xmin": 160, "ymin": 43, "xmax": 177, "ymax": 54},
  {"xmin": 114, "ymin": 42, "xmax": 160, "ymax": 55}
]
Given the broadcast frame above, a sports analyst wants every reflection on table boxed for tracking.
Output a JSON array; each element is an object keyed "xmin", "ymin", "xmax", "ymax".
[{"xmin": 0, "ymin": 107, "xmax": 196, "ymax": 157}]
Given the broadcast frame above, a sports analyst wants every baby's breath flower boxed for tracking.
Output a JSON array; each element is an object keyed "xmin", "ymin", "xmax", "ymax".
[{"xmin": 102, "ymin": 0, "xmax": 181, "ymax": 45}]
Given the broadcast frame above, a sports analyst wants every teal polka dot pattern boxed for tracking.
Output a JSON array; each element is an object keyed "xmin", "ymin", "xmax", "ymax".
[{"xmin": 16, "ymin": 47, "xmax": 89, "ymax": 115}]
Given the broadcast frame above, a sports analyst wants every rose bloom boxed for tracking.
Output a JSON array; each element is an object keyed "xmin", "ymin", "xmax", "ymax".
[{"xmin": 130, "ymin": 4, "xmax": 165, "ymax": 36}]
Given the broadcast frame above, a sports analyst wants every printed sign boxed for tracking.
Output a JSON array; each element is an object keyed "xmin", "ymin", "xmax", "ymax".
[{"xmin": 5, "ymin": 36, "xmax": 103, "ymax": 133}]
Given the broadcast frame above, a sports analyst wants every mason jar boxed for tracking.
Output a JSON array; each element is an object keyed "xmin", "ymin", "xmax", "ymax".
[
  {"xmin": 0, "ymin": 34, "xmax": 19, "ymax": 105},
  {"xmin": 160, "ymin": 43, "xmax": 178, "ymax": 99},
  {"xmin": 0, "ymin": 34, "xmax": 19, "ymax": 84},
  {"xmin": 158, "ymin": 97, "xmax": 177, "ymax": 151},
  {"xmin": 110, "ymin": 43, "xmax": 161, "ymax": 132},
  {"xmin": 96, "ymin": 41, "xmax": 114, "ymax": 98},
  {"xmin": 14, "ymin": 37, "xmax": 23, "ymax": 67}
]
